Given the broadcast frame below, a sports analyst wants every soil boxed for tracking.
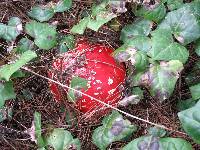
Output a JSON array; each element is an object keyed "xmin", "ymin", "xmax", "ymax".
[{"xmin": 0, "ymin": 0, "xmax": 200, "ymax": 150}]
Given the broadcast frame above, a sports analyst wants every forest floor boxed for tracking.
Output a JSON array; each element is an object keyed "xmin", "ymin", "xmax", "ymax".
[{"xmin": 0, "ymin": 0, "xmax": 199, "ymax": 150}]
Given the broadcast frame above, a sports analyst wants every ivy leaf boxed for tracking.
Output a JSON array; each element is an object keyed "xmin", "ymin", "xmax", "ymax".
[
  {"xmin": 92, "ymin": 111, "xmax": 137, "ymax": 150},
  {"xmin": 147, "ymin": 127, "xmax": 166, "ymax": 138},
  {"xmin": 195, "ymin": 39, "xmax": 200, "ymax": 56},
  {"xmin": 0, "ymin": 81, "xmax": 16, "ymax": 108},
  {"xmin": 122, "ymin": 135, "xmax": 193, "ymax": 150},
  {"xmin": 159, "ymin": 2, "xmax": 200, "ymax": 45},
  {"xmin": 117, "ymin": 36, "xmax": 152, "ymax": 54},
  {"xmin": 0, "ymin": 106, "xmax": 12, "ymax": 122},
  {"xmin": 131, "ymin": 87, "xmax": 144, "ymax": 100},
  {"xmin": 135, "ymin": 3, "xmax": 166, "ymax": 23},
  {"xmin": 189, "ymin": 83, "xmax": 200, "ymax": 100},
  {"xmin": 113, "ymin": 36, "xmax": 151, "ymax": 64},
  {"xmin": 185, "ymin": 60, "xmax": 200, "ymax": 86},
  {"xmin": 177, "ymin": 98, "xmax": 197, "ymax": 111},
  {"xmin": 0, "ymin": 50, "xmax": 37, "ymax": 81},
  {"xmin": 114, "ymin": 44, "xmax": 149, "ymax": 71},
  {"xmin": 25, "ymin": 21, "xmax": 57, "ymax": 50},
  {"xmin": 87, "ymin": 12, "xmax": 117, "ymax": 31},
  {"xmin": 28, "ymin": 6, "xmax": 54, "ymax": 22},
  {"xmin": 33, "ymin": 112, "xmax": 45, "ymax": 148},
  {"xmin": 71, "ymin": 1, "xmax": 117, "ymax": 34},
  {"xmin": 178, "ymin": 101, "xmax": 200, "ymax": 144},
  {"xmin": 0, "ymin": 17, "xmax": 22, "ymax": 42},
  {"xmin": 120, "ymin": 19, "xmax": 153, "ymax": 43},
  {"xmin": 70, "ymin": 17, "xmax": 90, "ymax": 34},
  {"xmin": 149, "ymin": 29, "xmax": 189, "ymax": 63},
  {"xmin": 15, "ymin": 38, "xmax": 35, "ymax": 54},
  {"xmin": 54, "ymin": 0, "xmax": 72, "ymax": 13},
  {"xmin": 134, "ymin": 51, "xmax": 149, "ymax": 71},
  {"xmin": 165, "ymin": 0, "xmax": 183, "ymax": 10},
  {"xmin": 59, "ymin": 35, "xmax": 75, "ymax": 53},
  {"xmin": 67, "ymin": 77, "xmax": 88, "ymax": 102},
  {"xmin": 46, "ymin": 128, "xmax": 81, "ymax": 150},
  {"xmin": 133, "ymin": 60, "xmax": 184, "ymax": 102}
]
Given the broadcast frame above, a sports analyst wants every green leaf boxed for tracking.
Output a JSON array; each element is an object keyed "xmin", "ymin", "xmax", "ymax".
[
  {"xmin": 28, "ymin": 6, "xmax": 54, "ymax": 22},
  {"xmin": 46, "ymin": 128, "xmax": 81, "ymax": 150},
  {"xmin": 177, "ymin": 98, "xmax": 197, "ymax": 111},
  {"xmin": 70, "ymin": 17, "xmax": 90, "ymax": 34},
  {"xmin": 0, "ymin": 106, "xmax": 12, "ymax": 122},
  {"xmin": 120, "ymin": 19, "xmax": 153, "ymax": 43},
  {"xmin": 15, "ymin": 38, "xmax": 35, "ymax": 54},
  {"xmin": 178, "ymin": 101, "xmax": 200, "ymax": 144},
  {"xmin": 0, "ymin": 81, "xmax": 16, "ymax": 108},
  {"xmin": 92, "ymin": 111, "xmax": 137, "ymax": 150},
  {"xmin": 34, "ymin": 112, "xmax": 45, "ymax": 148},
  {"xmin": 122, "ymin": 135, "xmax": 193, "ymax": 150},
  {"xmin": 131, "ymin": 87, "xmax": 144, "ymax": 99},
  {"xmin": 0, "ymin": 50, "xmax": 37, "ymax": 81},
  {"xmin": 11, "ymin": 70, "xmax": 26, "ymax": 79},
  {"xmin": 67, "ymin": 77, "xmax": 88, "ymax": 102},
  {"xmin": 25, "ymin": 21, "xmax": 57, "ymax": 50},
  {"xmin": 135, "ymin": 3, "xmax": 166, "ymax": 23},
  {"xmin": 54, "ymin": 0, "xmax": 72, "ymax": 13},
  {"xmin": 147, "ymin": 127, "xmax": 166, "ymax": 137},
  {"xmin": 166, "ymin": 0, "xmax": 183, "ymax": 10},
  {"xmin": 134, "ymin": 51, "xmax": 149, "ymax": 71},
  {"xmin": 87, "ymin": 12, "xmax": 117, "ymax": 31},
  {"xmin": 0, "ymin": 17, "xmax": 22, "ymax": 42},
  {"xmin": 117, "ymin": 36, "xmax": 152, "ymax": 54},
  {"xmin": 195, "ymin": 39, "xmax": 200, "ymax": 56},
  {"xmin": 149, "ymin": 29, "xmax": 189, "ymax": 63},
  {"xmin": 70, "ymin": 1, "xmax": 117, "ymax": 34},
  {"xmin": 134, "ymin": 60, "xmax": 184, "ymax": 102},
  {"xmin": 189, "ymin": 83, "xmax": 200, "ymax": 100},
  {"xmin": 159, "ymin": 2, "xmax": 200, "ymax": 45},
  {"xmin": 59, "ymin": 35, "xmax": 75, "ymax": 53},
  {"xmin": 185, "ymin": 60, "xmax": 200, "ymax": 86}
]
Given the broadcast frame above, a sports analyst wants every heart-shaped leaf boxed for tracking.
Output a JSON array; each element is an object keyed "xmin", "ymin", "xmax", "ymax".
[
  {"xmin": 0, "ymin": 106, "xmax": 13, "ymax": 122},
  {"xmin": 67, "ymin": 77, "xmax": 88, "ymax": 102},
  {"xmin": 177, "ymin": 98, "xmax": 197, "ymax": 111},
  {"xmin": 71, "ymin": 1, "xmax": 118, "ymax": 34},
  {"xmin": 54, "ymin": 0, "xmax": 72, "ymax": 13},
  {"xmin": 0, "ymin": 50, "xmax": 37, "ymax": 81},
  {"xmin": 135, "ymin": 3, "xmax": 166, "ymax": 23},
  {"xmin": 59, "ymin": 35, "xmax": 75, "ymax": 53},
  {"xmin": 189, "ymin": 83, "xmax": 200, "ymax": 100},
  {"xmin": 178, "ymin": 101, "xmax": 200, "ymax": 144},
  {"xmin": 159, "ymin": 2, "xmax": 200, "ymax": 45},
  {"xmin": 134, "ymin": 51, "xmax": 149, "ymax": 71},
  {"xmin": 15, "ymin": 38, "xmax": 35, "ymax": 54},
  {"xmin": 149, "ymin": 29, "xmax": 189, "ymax": 63},
  {"xmin": 28, "ymin": 6, "xmax": 54, "ymax": 22},
  {"xmin": 92, "ymin": 111, "xmax": 137, "ymax": 150},
  {"xmin": 122, "ymin": 135, "xmax": 193, "ymax": 150},
  {"xmin": 0, "ymin": 17, "xmax": 22, "ymax": 42},
  {"xmin": 165, "ymin": 0, "xmax": 183, "ymax": 10},
  {"xmin": 120, "ymin": 19, "xmax": 153, "ymax": 43},
  {"xmin": 185, "ymin": 60, "xmax": 200, "ymax": 86},
  {"xmin": 0, "ymin": 81, "xmax": 16, "ymax": 108},
  {"xmin": 70, "ymin": 17, "xmax": 90, "ymax": 34},
  {"xmin": 46, "ymin": 128, "xmax": 81, "ymax": 150},
  {"xmin": 132, "ymin": 60, "xmax": 184, "ymax": 102},
  {"xmin": 195, "ymin": 39, "xmax": 200, "ymax": 56},
  {"xmin": 25, "ymin": 21, "xmax": 57, "ymax": 50}
]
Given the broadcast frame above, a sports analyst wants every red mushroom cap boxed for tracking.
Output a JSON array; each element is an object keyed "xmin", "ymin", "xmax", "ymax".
[{"xmin": 48, "ymin": 40, "xmax": 126, "ymax": 113}]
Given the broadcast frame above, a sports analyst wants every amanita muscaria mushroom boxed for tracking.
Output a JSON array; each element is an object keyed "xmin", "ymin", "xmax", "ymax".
[{"xmin": 48, "ymin": 40, "xmax": 126, "ymax": 113}]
